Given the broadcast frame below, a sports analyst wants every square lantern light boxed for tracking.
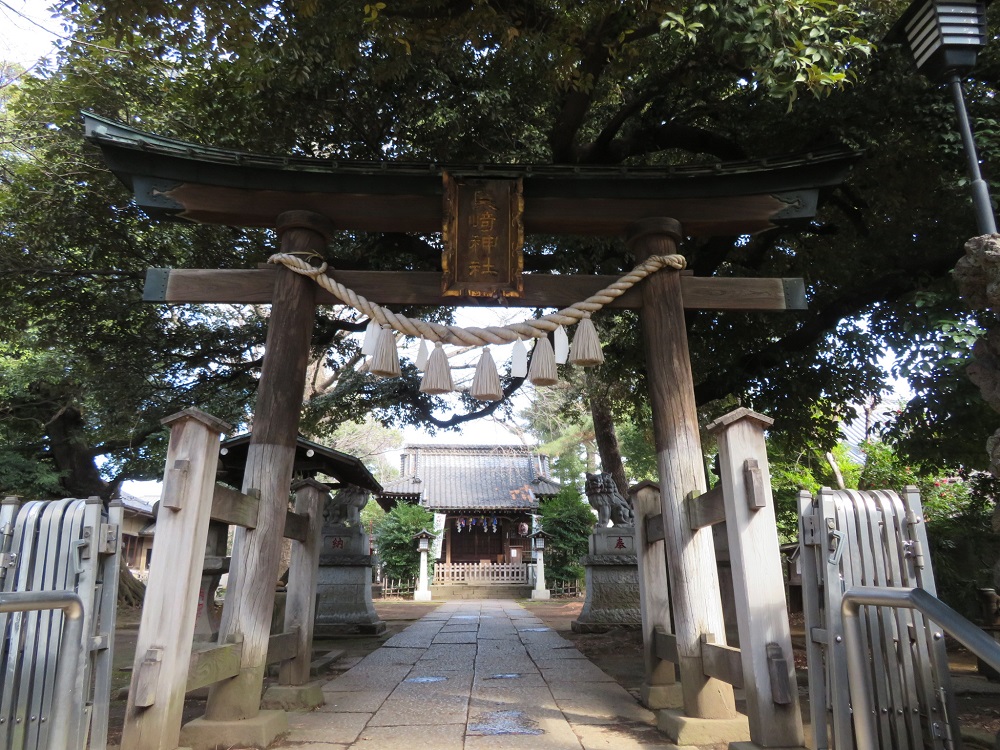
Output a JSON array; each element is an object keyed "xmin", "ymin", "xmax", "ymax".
[
  {"xmin": 530, "ymin": 529, "xmax": 549, "ymax": 551},
  {"xmin": 891, "ymin": 0, "xmax": 989, "ymax": 81},
  {"xmin": 413, "ymin": 528, "xmax": 434, "ymax": 552}
]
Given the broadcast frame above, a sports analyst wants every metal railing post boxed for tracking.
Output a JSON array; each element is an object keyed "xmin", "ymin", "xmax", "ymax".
[
  {"xmin": 842, "ymin": 586, "xmax": 1000, "ymax": 750},
  {"xmin": 0, "ymin": 590, "xmax": 85, "ymax": 750}
]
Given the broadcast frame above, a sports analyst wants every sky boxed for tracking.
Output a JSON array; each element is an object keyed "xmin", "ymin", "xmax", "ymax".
[{"xmin": 1, "ymin": 0, "xmax": 62, "ymax": 67}]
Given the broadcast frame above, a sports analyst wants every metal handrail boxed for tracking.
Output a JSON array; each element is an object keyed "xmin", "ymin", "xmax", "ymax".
[
  {"xmin": 842, "ymin": 586, "xmax": 1000, "ymax": 750},
  {"xmin": 0, "ymin": 591, "xmax": 85, "ymax": 750}
]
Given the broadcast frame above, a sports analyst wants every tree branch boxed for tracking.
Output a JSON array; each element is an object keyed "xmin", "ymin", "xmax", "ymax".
[
  {"xmin": 600, "ymin": 121, "xmax": 747, "ymax": 163},
  {"xmin": 422, "ymin": 377, "xmax": 525, "ymax": 428},
  {"xmin": 693, "ymin": 251, "xmax": 964, "ymax": 405}
]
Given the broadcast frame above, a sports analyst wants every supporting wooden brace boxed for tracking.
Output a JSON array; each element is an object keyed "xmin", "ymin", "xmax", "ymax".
[
  {"xmin": 632, "ymin": 482, "xmax": 680, "ymax": 709},
  {"xmin": 706, "ymin": 406, "xmax": 805, "ymax": 747},
  {"xmin": 700, "ymin": 635, "xmax": 744, "ymax": 689},
  {"xmin": 687, "ymin": 486, "xmax": 726, "ymax": 529},
  {"xmin": 279, "ymin": 480, "xmax": 325, "ymax": 687},
  {"xmin": 122, "ymin": 408, "xmax": 230, "ymax": 750},
  {"xmin": 211, "ymin": 485, "xmax": 260, "ymax": 529},
  {"xmin": 187, "ymin": 640, "xmax": 243, "ymax": 693},
  {"xmin": 282, "ymin": 510, "xmax": 310, "ymax": 542},
  {"xmin": 267, "ymin": 628, "xmax": 301, "ymax": 665},
  {"xmin": 655, "ymin": 627, "xmax": 679, "ymax": 664}
]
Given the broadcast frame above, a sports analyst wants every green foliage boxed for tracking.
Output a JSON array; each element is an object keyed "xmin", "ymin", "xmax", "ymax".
[
  {"xmin": 373, "ymin": 503, "xmax": 435, "ymax": 581},
  {"xmin": 3, "ymin": 0, "xmax": 1000, "ymax": 513},
  {"xmin": 617, "ymin": 420, "xmax": 659, "ymax": 485},
  {"xmin": 521, "ymin": 375, "xmax": 597, "ymax": 486},
  {"xmin": 764, "ymin": 437, "xmax": 858, "ymax": 542},
  {"xmin": 360, "ymin": 499, "xmax": 386, "ymax": 536},
  {"xmin": 538, "ymin": 487, "xmax": 595, "ymax": 581}
]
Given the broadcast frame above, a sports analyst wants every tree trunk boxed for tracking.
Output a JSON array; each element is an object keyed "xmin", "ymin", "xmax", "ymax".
[
  {"xmin": 118, "ymin": 556, "xmax": 146, "ymax": 607},
  {"xmin": 46, "ymin": 404, "xmax": 110, "ymax": 499},
  {"xmin": 588, "ymin": 388, "xmax": 629, "ymax": 497}
]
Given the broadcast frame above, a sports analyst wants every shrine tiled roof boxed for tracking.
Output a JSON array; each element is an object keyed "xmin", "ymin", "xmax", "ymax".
[{"xmin": 379, "ymin": 445, "xmax": 560, "ymax": 512}]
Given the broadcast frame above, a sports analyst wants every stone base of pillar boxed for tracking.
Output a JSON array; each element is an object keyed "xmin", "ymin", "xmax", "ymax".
[
  {"xmin": 260, "ymin": 680, "xmax": 326, "ymax": 711},
  {"xmin": 414, "ymin": 589, "xmax": 432, "ymax": 601},
  {"xmin": 530, "ymin": 589, "xmax": 550, "ymax": 600},
  {"xmin": 315, "ymin": 541, "xmax": 385, "ymax": 636},
  {"xmin": 179, "ymin": 710, "xmax": 288, "ymax": 750},
  {"xmin": 729, "ymin": 742, "xmax": 809, "ymax": 750},
  {"xmin": 571, "ymin": 528, "xmax": 641, "ymax": 632},
  {"xmin": 656, "ymin": 709, "xmax": 750, "ymax": 746},
  {"xmin": 640, "ymin": 681, "xmax": 684, "ymax": 710}
]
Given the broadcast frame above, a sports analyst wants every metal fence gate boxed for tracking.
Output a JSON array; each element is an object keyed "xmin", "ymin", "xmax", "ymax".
[
  {"xmin": 0, "ymin": 497, "xmax": 122, "ymax": 750},
  {"xmin": 798, "ymin": 487, "xmax": 962, "ymax": 750}
]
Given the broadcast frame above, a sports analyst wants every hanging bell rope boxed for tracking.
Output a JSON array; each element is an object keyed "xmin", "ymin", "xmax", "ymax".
[{"xmin": 268, "ymin": 252, "xmax": 686, "ymax": 347}]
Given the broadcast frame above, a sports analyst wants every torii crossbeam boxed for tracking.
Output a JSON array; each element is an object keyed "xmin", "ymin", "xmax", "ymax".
[{"xmin": 85, "ymin": 112, "xmax": 855, "ymax": 749}]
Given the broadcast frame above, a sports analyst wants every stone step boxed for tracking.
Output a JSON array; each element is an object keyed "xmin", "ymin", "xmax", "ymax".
[{"xmin": 430, "ymin": 584, "xmax": 532, "ymax": 600}]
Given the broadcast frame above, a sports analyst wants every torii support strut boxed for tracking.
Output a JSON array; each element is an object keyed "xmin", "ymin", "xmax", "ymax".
[
  {"xmin": 630, "ymin": 218, "xmax": 738, "ymax": 722},
  {"xmin": 203, "ymin": 211, "xmax": 332, "ymax": 724}
]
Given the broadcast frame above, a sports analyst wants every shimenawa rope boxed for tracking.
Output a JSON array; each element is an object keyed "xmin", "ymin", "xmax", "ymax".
[{"xmin": 267, "ymin": 253, "xmax": 686, "ymax": 347}]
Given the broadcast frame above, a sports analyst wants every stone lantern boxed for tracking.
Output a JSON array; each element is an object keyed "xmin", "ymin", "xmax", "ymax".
[{"xmin": 413, "ymin": 528, "xmax": 435, "ymax": 602}]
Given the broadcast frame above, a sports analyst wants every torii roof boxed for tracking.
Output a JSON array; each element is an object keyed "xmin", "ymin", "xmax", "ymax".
[
  {"xmin": 379, "ymin": 444, "xmax": 560, "ymax": 512},
  {"xmin": 83, "ymin": 112, "xmax": 861, "ymax": 237}
]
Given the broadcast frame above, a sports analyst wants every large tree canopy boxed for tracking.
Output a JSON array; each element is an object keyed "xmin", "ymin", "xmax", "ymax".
[{"xmin": 2, "ymin": 0, "xmax": 998, "ymax": 498}]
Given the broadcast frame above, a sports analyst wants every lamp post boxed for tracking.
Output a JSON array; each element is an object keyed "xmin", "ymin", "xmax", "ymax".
[
  {"xmin": 530, "ymin": 529, "xmax": 550, "ymax": 600},
  {"xmin": 890, "ymin": 0, "xmax": 996, "ymax": 234},
  {"xmin": 413, "ymin": 528, "xmax": 435, "ymax": 602}
]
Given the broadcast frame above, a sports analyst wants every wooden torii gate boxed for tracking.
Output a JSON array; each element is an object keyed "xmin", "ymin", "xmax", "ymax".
[{"xmin": 85, "ymin": 112, "xmax": 858, "ymax": 748}]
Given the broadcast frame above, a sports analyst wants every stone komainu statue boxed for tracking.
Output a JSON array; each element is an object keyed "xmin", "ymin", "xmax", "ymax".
[
  {"xmin": 584, "ymin": 471, "xmax": 634, "ymax": 528},
  {"xmin": 323, "ymin": 484, "xmax": 371, "ymax": 527}
]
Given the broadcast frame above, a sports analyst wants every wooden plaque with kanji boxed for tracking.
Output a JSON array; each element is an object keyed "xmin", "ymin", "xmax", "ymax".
[{"xmin": 442, "ymin": 173, "xmax": 524, "ymax": 297}]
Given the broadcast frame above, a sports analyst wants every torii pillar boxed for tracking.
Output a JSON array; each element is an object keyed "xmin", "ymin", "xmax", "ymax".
[
  {"xmin": 191, "ymin": 211, "xmax": 333, "ymax": 745},
  {"xmin": 628, "ymin": 218, "xmax": 743, "ymax": 739}
]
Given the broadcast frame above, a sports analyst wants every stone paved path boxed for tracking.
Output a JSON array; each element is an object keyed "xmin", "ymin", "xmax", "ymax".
[{"xmin": 279, "ymin": 600, "xmax": 683, "ymax": 749}]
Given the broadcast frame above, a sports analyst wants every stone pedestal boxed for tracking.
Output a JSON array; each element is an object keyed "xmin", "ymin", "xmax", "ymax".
[
  {"xmin": 571, "ymin": 527, "xmax": 642, "ymax": 633},
  {"xmin": 314, "ymin": 523, "xmax": 385, "ymax": 636}
]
